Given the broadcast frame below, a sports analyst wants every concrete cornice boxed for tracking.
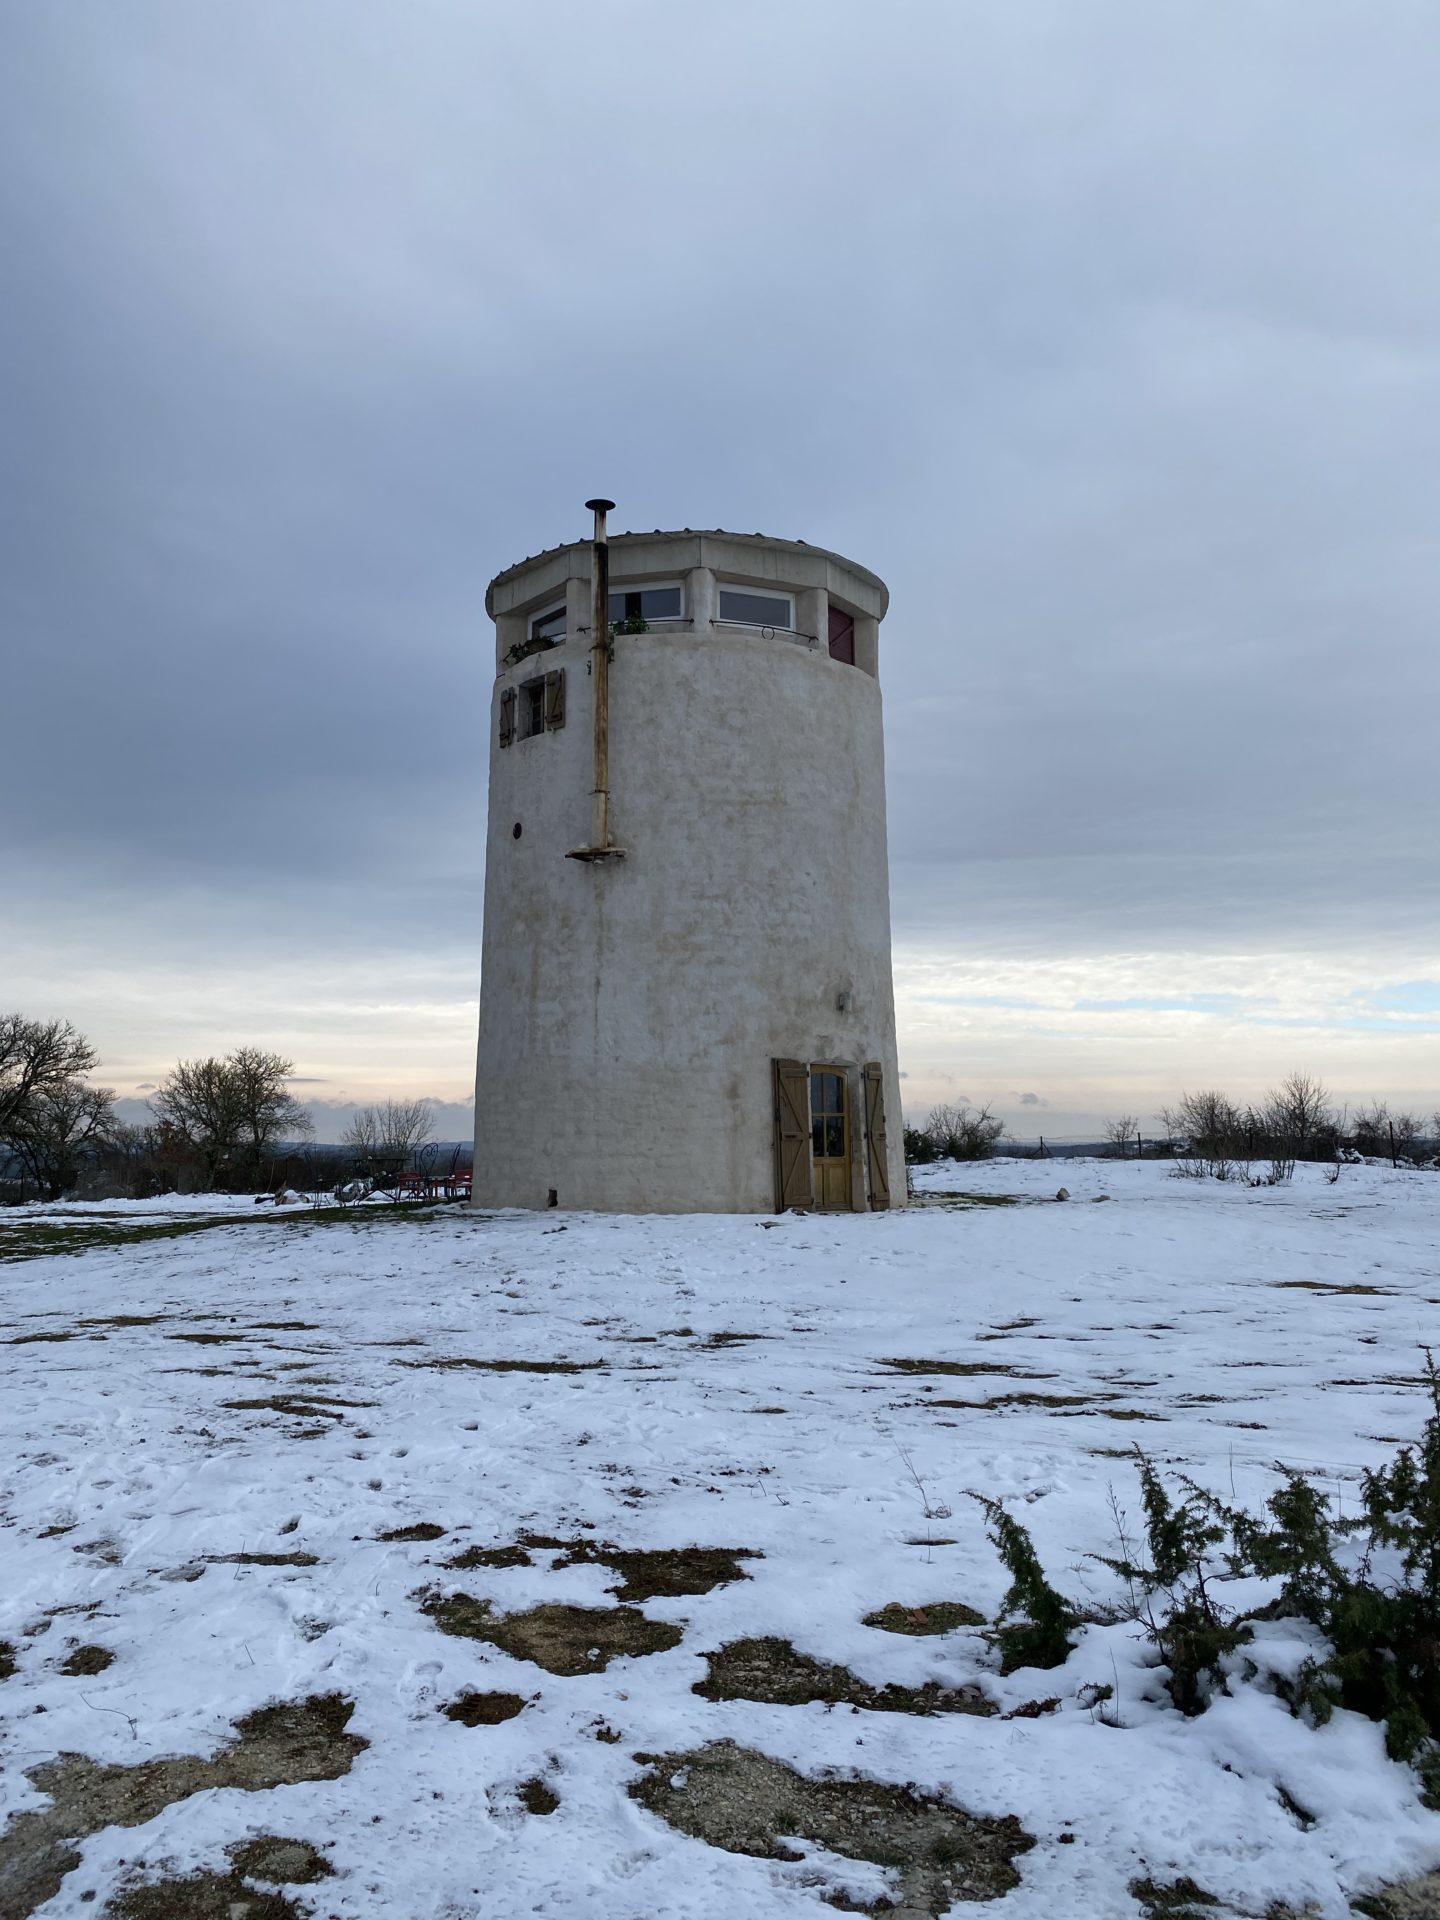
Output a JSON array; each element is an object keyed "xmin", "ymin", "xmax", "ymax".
[{"xmin": 486, "ymin": 529, "xmax": 889, "ymax": 621}]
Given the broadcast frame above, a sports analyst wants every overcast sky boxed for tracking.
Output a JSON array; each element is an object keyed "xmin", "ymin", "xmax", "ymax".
[{"xmin": 2, "ymin": 2, "xmax": 1437, "ymax": 1141}]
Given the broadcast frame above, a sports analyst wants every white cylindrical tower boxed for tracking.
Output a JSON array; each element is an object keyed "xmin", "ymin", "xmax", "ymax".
[{"xmin": 473, "ymin": 513, "xmax": 904, "ymax": 1214}]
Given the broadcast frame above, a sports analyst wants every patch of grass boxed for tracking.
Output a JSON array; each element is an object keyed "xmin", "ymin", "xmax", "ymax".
[
  {"xmin": 442, "ymin": 1689, "xmax": 526, "ymax": 1726},
  {"xmin": 0, "ymin": 1693, "xmax": 364, "ymax": 1918},
  {"xmin": 554, "ymin": 1542, "xmax": 759, "ymax": 1602},
  {"xmin": 9, "ymin": 1330, "xmax": 78, "ymax": 1344},
  {"xmin": 695, "ymin": 1637, "xmax": 993, "ymax": 1716},
  {"xmin": 929, "ymin": 1391, "xmax": 1094, "ymax": 1410},
  {"xmin": 222, "ymin": 1396, "xmax": 371, "ymax": 1419},
  {"xmin": 75, "ymin": 1314, "xmax": 171, "ymax": 1328},
  {"xmin": 881, "ymin": 1358, "xmax": 1057, "ymax": 1379},
  {"xmin": 862, "ymin": 1601, "xmax": 985, "ymax": 1636},
  {"xmin": 1271, "ymin": 1281, "xmax": 1394, "ymax": 1296},
  {"xmin": 207, "ymin": 1552, "xmax": 320, "ymax": 1568},
  {"xmin": 0, "ymin": 1642, "xmax": 16, "ymax": 1680},
  {"xmin": 420, "ymin": 1593, "xmax": 683, "ymax": 1675},
  {"xmin": 226, "ymin": 1836, "xmax": 334, "ymax": 1885},
  {"xmin": 0, "ymin": 1201, "xmax": 458, "ymax": 1267},
  {"xmin": 442, "ymin": 1544, "xmax": 533, "ymax": 1571},
  {"xmin": 1130, "ymin": 1877, "xmax": 1219, "ymax": 1918},
  {"xmin": 912, "ymin": 1191, "xmax": 1023, "ymax": 1208},
  {"xmin": 398, "ymin": 1355, "xmax": 605, "ymax": 1374},
  {"xmin": 519, "ymin": 1777, "xmax": 559, "ymax": 1815},
  {"xmin": 630, "ymin": 1740, "xmax": 1033, "ymax": 1916},
  {"xmin": 58, "ymin": 1645, "xmax": 114, "ymax": 1677},
  {"xmin": 377, "ymin": 1523, "xmax": 446, "ymax": 1542},
  {"xmin": 107, "ymin": 1871, "xmax": 306, "ymax": 1918}
]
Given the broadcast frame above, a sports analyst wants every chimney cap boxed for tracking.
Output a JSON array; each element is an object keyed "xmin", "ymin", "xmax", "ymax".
[{"xmin": 584, "ymin": 497, "xmax": 616, "ymax": 513}]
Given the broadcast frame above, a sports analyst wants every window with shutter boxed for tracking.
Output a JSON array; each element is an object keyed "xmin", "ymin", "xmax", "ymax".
[
  {"xmin": 772, "ymin": 1058, "xmax": 813, "ymax": 1211},
  {"xmin": 544, "ymin": 668, "xmax": 565, "ymax": 730},
  {"xmin": 863, "ymin": 1062, "xmax": 891, "ymax": 1210},
  {"xmin": 499, "ymin": 686, "xmax": 516, "ymax": 749}
]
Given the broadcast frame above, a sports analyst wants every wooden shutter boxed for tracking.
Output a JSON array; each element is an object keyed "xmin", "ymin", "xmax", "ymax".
[
  {"xmin": 863, "ymin": 1062, "xmax": 891, "ymax": 1210},
  {"xmin": 499, "ymin": 686, "xmax": 516, "ymax": 749},
  {"xmin": 772, "ymin": 1059, "xmax": 813, "ymax": 1211},
  {"xmin": 544, "ymin": 668, "xmax": 566, "ymax": 730}
]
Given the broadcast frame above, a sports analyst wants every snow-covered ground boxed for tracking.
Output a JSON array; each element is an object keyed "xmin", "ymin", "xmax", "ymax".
[{"xmin": 2, "ymin": 1159, "xmax": 1438, "ymax": 1918}]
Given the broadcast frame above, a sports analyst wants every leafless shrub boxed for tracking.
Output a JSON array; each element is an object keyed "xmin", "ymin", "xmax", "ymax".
[
  {"xmin": 924, "ymin": 1101, "xmax": 1004, "ymax": 1162},
  {"xmin": 1104, "ymin": 1116, "xmax": 1138, "ymax": 1160},
  {"xmin": 1160, "ymin": 1090, "xmax": 1247, "ymax": 1181}
]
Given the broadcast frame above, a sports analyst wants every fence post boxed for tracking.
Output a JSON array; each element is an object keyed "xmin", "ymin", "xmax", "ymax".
[
  {"xmin": 1038, "ymin": 1135, "xmax": 1046, "ymax": 1159},
  {"xmin": 1136, "ymin": 1130, "xmax": 1143, "ymax": 1160},
  {"xmin": 1389, "ymin": 1120, "xmax": 1398, "ymax": 1170}
]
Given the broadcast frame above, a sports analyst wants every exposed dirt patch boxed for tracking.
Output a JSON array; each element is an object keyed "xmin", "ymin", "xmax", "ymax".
[
  {"xmin": 0, "ymin": 1692, "xmax": 364, "ymax": 1919},
  {"xmin": 519, "ymin": 1777, "xmax": 559, "ymax": 1815},
  {"xmin": 79, "ymin": 1316, "xmax": 170, "ymax": 1331},
  {"xmin": 377, "ymin": 1523, "xmax": 445, "ymax": 1542},
  {"xmin": 420, "ymin": 1593, "xmax": 683, "ymax": 1674},
  {"xmin": 0, "ymin": 1642, "xmax": 15, "ymax": 1680},
  {"xmin": 9, "ymin": 1330, "xmax": 78, "ymax": 1344},
  {"xmin": 398, "ymin": 1355, "xmax": 605, "ymax": 1373},
  {"xmin": 106, "ymin": 1870, "xmax": 306, "ymax": 1917},
  {"xmin": 911, "ymin": 1191, "xmax": 1024, "ymax": 1210},
  {"xmin": 699, "ymin": 1331, "xmax": 771, "ymax": 1348},
  {"xmin": 630, "ymin": 1740, "xmax": 1032, "ymax": 1914},
  {"xmin": 881, "ymin": 1358, "xmax": 1054, "ymax": 1379},
  {"xmin": 926, "ymin": 1392, "xmax": 1095, "ymax": 1410},
  {"xmin": 168, "ymin": 1332, "xmax": 248, "ymax": 1345},
  {"xmin": 248, "ymin": 1322, "xmax": 322, "ymax": 1332},
  {"xmin": 553, "ymin": 1542, "xmax": 758, "ymax": 1601},
  {"xmin": 1270, "ymin": 1280, "xmax": 1395, "ymax": 1296},
  {"xmin": 695, "ymin": 1637, "xmax": 994, "ymax": 1717},
  {"xmin": 222, "ymin": 1396, "xmax": 370, "ymax": 1420},
  {"xmin": 442, "ymin": 1690, "xmax": 527, "ymax": 1726},
  {"xmin": 442, "ymin": 1544, "xmax": 533, "ymax": 1571},
  {"xmin": 1130, "ymin": 1877, "xmax": 1220, "ymax": 1917},
  {"xmin": 207, "ymin": 1552, "xmax": 320, "ymax": 1568},
  {"xmin": 227, "ymin": 1836, "xmax": 333, "ymax": 1884},
  {"xmin": 863, "ymin": 1602, "xmax": 985, "ymax": 1636},
  {"xmin": 58, "ymin": 1645, "xmax": 114, "ymax": 1677}
]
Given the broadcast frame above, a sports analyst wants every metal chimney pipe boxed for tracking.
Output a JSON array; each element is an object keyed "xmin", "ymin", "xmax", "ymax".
[{"xmin": 585, "ymin": 497, "xmax": 616, "ymax": 853}]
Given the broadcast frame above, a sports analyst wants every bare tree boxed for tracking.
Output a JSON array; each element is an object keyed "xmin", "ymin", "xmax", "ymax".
[
  {"xmin": 151, "ymin": 1049, "xmax": 311, "ymax": 1191},
  {"xmin": 343, "ymin": 1098, "xmax": 434, "ymax": 1196},
  {"xmin": 227, "ymin": 1046, "xmax": 312, "ymax": 1181},
  {"xmin": 1103, "ymin": 1115, "xmax": 1138, "ymax": 1160},
  {"xmin": 0, "ymin": 1015, "xmax": 98, "ymax": 1134},
  {"xmin": 7, "ymin": 1079, "xmax": 117, "ymax": 1200},
  {"xmin": 1269, "ymin": 1071, "xmax": 1334, "ymax": 1158}
]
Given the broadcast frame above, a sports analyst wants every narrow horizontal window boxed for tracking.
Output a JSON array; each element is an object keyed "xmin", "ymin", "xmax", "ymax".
[
  {"xmin": 530, "ymin": 604, "xmax": 567, "ymax": 643},
  {"xmin": 608, "ymin": 584, "xmax": 682, "ymax": 626},
  {"xmin": 718, "ymin": 587, "xmax": 793, "ymax": 630}
]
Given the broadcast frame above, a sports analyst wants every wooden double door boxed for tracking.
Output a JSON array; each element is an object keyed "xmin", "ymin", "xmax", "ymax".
[{"xmin": 772, "ymin": 1058, "xmax": 891, "ymax": 1212}]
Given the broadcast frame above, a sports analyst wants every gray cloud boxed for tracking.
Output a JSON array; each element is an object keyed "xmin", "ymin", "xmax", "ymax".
[{"xmin": 2, "ymin": 2, "xmax": 1437, "ymax": 1109}]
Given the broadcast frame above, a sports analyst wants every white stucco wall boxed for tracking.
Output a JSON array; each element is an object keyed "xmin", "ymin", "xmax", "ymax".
[{"xmin": 473, "ymin": 532, "xmax": 905, "ymax": 1213}]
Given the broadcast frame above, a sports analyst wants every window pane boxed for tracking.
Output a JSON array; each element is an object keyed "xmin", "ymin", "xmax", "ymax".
[
  {"xmin": 811, "ymin": 1074, "xmax": 825, "ymax": 1118},
  {"xmin": 608, "ymin": 585, "xmax": 682, "ymax": 622},
  {"xmin": 719, "ymin": 588, "xmax": 792, "ymax": 629},
  {"xmin": 825, "ymin": 1115, "xmax": 846, "ymax": 1158},
  {"xmin": 531, "ymin": 606, "xmax": 566, "ymax": 640}
]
